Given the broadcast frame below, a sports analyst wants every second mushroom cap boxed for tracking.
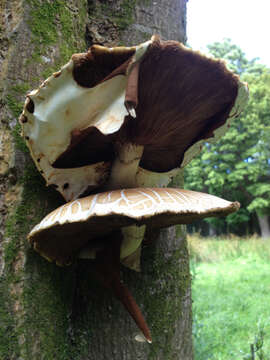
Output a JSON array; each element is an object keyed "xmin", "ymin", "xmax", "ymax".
[{"xmin": 28, "ymin": 187, "xmax": 240, "ymax": 266}]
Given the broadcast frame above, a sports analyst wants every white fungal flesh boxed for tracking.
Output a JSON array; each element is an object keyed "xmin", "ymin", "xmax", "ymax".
[
  {"xmin": 25, "ymin": 65, "xmax": 128, "ymax": 164},
  {"xmin": 21, "ymin": 63, "xmax": 128, "ymax": 201},
  {"xmin": 44, "ymin": 161, "xmax": 110, "ymax": 201},
  {"xmin": 121, "ymin": 244, "xmax": 142, "ymax": 272},
  {"xmin": 120, "ymin": 225, "xmax": 146, "ymax": 259},
  {"xmin": 134, "ymin": 332, "xmax": 152, "ymax": 343},
  {"xmin": 135, "ymin": 167, "xmax": 180, "ymax": 188},
  {"xmin": 20, "ymin": 40, "xmax": 153, "ymax": 201},
  {"xmin": 105, "ymin": 143, "xmax": 144, "ymax": 190},
  {"xmin": 76, "ymin": 223, "xmax": 145, "ymax": 267}
]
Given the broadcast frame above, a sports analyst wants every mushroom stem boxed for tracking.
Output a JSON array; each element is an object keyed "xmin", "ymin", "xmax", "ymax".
[
  {"xmin": 120, "ymin": 225, "xmax": 146, "ymax": 272},
  {"xmin": 105, "ymin": 142, "xmax": 144, "ymax": 190},
  {"xmin": 120, "ymin": 225, "xmax": 145, "ymax": 259},
  {"xmin": 94, "ymin": 234, "xmax": 152, "ymax": 343},
  {"xmin": 111, "ymin": 276, "xmax": 152, "ymax": 344}
]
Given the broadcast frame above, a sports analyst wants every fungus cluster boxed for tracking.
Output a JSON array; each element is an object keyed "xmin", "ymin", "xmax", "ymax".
[{"xmin": 20, "ymin": 36, "xmax": 248, "ymax": 343}]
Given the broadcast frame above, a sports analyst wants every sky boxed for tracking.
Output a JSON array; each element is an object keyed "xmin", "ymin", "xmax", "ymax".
[{"xmin": 187, "ymin": 0, "xmax": 270, "ymax": 67}]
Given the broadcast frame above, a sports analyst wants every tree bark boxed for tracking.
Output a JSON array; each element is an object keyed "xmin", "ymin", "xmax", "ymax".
[
  {"xmin": 257, "ymin": 214, "xmax": 270, "ymax": 239},
  {"xmin": 0, "ymin": 0, "xmax": 192, "ymax": 359}
]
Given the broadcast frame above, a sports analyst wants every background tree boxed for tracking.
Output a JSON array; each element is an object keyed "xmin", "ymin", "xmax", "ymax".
[{"xmin": 184, "ymin": 39, "xmax": 270, "ymax": 238}]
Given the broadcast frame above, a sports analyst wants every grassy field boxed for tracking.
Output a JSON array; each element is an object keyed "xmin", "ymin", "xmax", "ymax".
[{"xmin": 188, "ymin": 235, "xmax": 270, "ymax": 360}]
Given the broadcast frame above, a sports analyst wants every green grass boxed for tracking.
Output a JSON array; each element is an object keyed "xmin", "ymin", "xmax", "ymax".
[{"xmin": 189, "ymin": 235, "xmax": 270, "ymax": 360}]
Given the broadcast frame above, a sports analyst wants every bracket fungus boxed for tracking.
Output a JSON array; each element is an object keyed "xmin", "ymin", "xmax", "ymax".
[{"xmin": 20, "ymin": 36, "xmax": 248, "ymax": 343}]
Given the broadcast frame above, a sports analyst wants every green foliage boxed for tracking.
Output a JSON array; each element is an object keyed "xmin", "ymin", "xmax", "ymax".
[
  {"xmin": 190, "ymin": 236, "xmax": 270, "ymax": 359},
  {"xmin": 184, "ymin": 40, "xmax": 270, "ymax": 235},
  {"xmin": 188, "ymin": 235, "xmax": 270, "ymax": 263},
  {"xmin": 241, "ymin": 322, "xmax": 270, "ymax": 360},
  {"xmin": 207, "ymin": 38, "xmax": 265, "ymax": 75}
]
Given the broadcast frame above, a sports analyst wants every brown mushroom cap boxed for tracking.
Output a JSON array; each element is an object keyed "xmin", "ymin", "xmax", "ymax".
[
  {"xmin": 51, "ymin": 38, "xmax": 249, "ymax": 175},
  {"xmin": 28, "ymin": 187, "xmax": 239, "ymax": 266},
  {"xmin": 19, "ymin": 37, "xmax": 248, "ymax": 201}
]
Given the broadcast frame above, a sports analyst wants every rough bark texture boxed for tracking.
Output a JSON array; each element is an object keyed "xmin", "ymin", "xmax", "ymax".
[{"xmin": 0, "ymin": 0, "xmax": 192, "ymax": 359}]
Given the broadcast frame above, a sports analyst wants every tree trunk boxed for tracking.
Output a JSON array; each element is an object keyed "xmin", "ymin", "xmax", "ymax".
[
  {"xmin": 0, "ymin": 1, "xmax": 192, "ymax": 359},
  {"xmin": 209, "ymin": 226, "xmax": 217, "ymax": 237},
  {"xmin": 257, "ymin": 214, "xmax": 270, "ymax": 239}
]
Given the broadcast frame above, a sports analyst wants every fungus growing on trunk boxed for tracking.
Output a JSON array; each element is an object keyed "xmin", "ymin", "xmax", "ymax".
[
  {"xmin": 20, "ymin": 36, "xmax": 248, "ymax": 200},
  {"xmin": 28, "ymin": 187, "xmax": 240, "ymax": 343},
  {"xmin": 20, "ymin": 36, "xmax": 248, "ymax": 343}
]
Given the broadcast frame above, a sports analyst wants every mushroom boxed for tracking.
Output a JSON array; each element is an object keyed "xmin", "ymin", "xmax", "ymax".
[
  {"xmin": 19, "ymin": 36, "xmax": 249, "ymax": 200},
  {"xmin": 28, "ymin": 187, "xmax": 240, "ymax": 343},
  {"xmin": 20, "ymin": 36, "xmax": 249, "ymax": 343}
]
